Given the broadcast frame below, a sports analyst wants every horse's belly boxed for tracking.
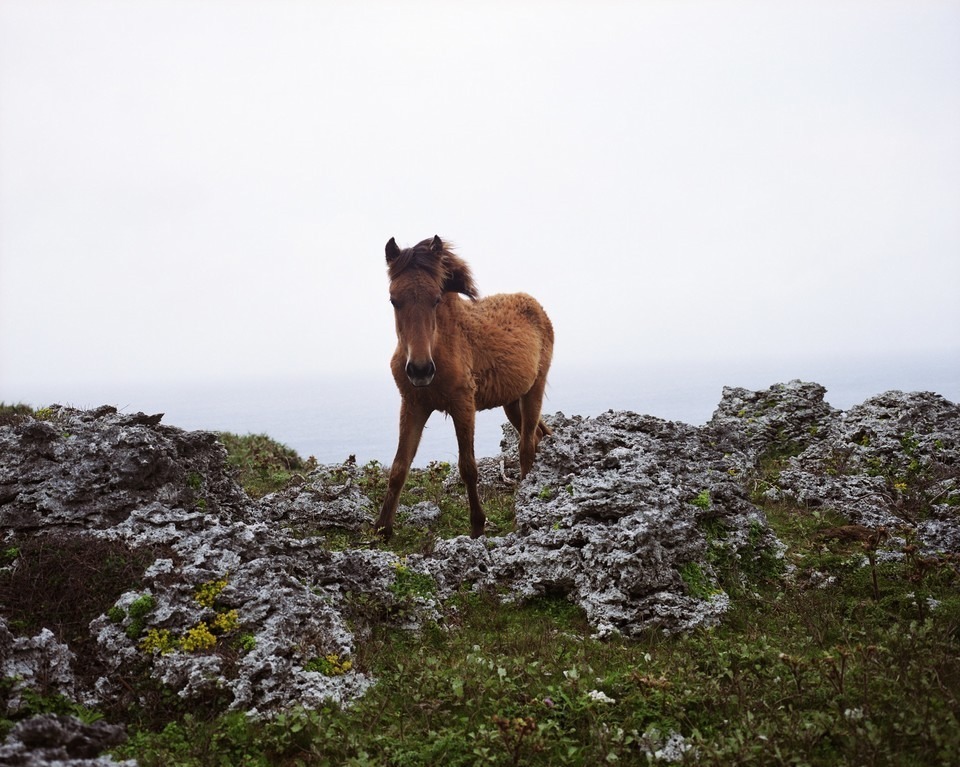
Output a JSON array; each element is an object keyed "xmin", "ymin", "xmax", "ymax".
[{"xmin": 472, "ymin": 356, "xmax": 539, "ymax": 410}]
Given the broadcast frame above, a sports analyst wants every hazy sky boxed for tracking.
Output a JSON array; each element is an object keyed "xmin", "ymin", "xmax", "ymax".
[{"xmin": 2, "ymin": 1, "xmax": 958, "ymax": 397}]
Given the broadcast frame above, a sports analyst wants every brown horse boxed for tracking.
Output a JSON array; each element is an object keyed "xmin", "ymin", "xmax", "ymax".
[{"xmin": 374, "ymin": 235, "xmax": 554, "ymax": 539}]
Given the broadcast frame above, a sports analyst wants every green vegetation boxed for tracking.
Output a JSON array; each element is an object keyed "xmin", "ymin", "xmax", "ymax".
[
  {"xmin": 217, "ymin": 432, "xmax": 318, "ymax": 498},
  {"xmin": 691, "ymin": 489, "xmax": 711, "ymax": 509},
  {"xmin": 355, "ymin": 459, "xmax": 517, "ymax": 554},
  {"xmin": 135, "ymin": 577, "xmax": 243, "ymax": 656},
  {"xmin": 0, "ymin": 402, "xmax": 34, "ymax": 414},
  {"xmin": 537, "ymin": 485, "xmax": 555, "ymax": 501},
  {"xmin": 389, "ymin": 558, "xmax": 437, "ymax": 603},
  {"xmin": 678, "ymin": 560, "xmax": 717, "ymax": 599},
  {"xmin": 194, "ymin": 577, "xmax": 229, "ymax": 608},
  {"xmin": 0, "ymin": 402, "xmax": 65, "ymax": 425},
  {"xmin": 124, "ymin": 593, "xmax": 157, "ymax": 639},
  {"xmin": 0, "ymin": 402, "xmax": 50, "ymax": 427},
  {"xmin": 304, "ymin": 654, "xmax": 354, "ymax": 677},
  {"xmin": 0, "ymin": 684, "xmax": 104, "ymax": 733}
]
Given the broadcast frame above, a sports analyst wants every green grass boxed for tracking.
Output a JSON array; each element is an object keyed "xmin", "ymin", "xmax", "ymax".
[
  {"xmin": 0, "ymin": 402, "xmax": 34, "ymax": 415},
  {"xmin": 216, "ymin": 432, "xmax": 318, "ymax": 498},
  {"xmin": 337, "ymin": 458, "xmax": 517, "ymax": 555},
  {"xmin": 0, "ymin": 402, "xmax": 43, "ymax": 427}
]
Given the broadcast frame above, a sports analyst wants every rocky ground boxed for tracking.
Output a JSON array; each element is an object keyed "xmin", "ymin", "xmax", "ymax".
[{"xmin": 1, "ymin": 381, "xmax": 957, "ymax": 764}]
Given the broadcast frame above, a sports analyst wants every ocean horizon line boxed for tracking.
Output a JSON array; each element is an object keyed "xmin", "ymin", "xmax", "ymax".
[{"xmin": 3, "ymin": 351, "xmax": 958, "ymax": 467}]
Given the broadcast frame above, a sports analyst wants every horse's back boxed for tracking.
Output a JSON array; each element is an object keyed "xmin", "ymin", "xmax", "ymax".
[
  {"xmin": 461, "ymin": 292, "xmax": 553, "ymax": 409},
  {"xmin": 475, "ymin": 292, "xmax": 552, "ymax": 337}
]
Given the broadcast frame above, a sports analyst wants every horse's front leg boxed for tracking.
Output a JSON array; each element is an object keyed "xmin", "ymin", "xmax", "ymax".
[
  {"xmin": 375, "ymin": 399, "xmax": 431, "ymax": 540},
  {"xmin": 451, "ymin": 405, "xmax": 485, "ymax": 538}
]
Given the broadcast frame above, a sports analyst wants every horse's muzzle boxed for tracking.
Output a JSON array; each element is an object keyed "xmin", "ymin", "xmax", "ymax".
[{"xmin": 405, "ymin": 359, "xmax": 436, "ymax": 387}]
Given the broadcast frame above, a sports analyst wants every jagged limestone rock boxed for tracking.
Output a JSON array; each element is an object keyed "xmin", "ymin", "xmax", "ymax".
[
  {"xmin": 1, "ymin": 406, "xmax": 375, "ymax": 721},
  {"xmin": 478, "ymin": 411, "xmax": 773, "ymax": 636},
  {"xmin": 0, "ymin": 714, "xmax": 132, "ymax": 766},
  {"xmin": 766, "ymin": 390, "xmax": 960, "ymax": 551}
]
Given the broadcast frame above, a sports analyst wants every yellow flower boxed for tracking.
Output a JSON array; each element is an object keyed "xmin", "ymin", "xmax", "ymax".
[
  {"xmin": 140, "ymin": 628, "xmax": 175, "ymax": 655},
  {"xmin": 212, "ymin": 609, "xmax": 240, "ymax": 633},
  {"xmin": 305, "ymin": 653, "xmax": 353, "ymax": 675},
  {"xmin": 180, "ymin": 622, "xmax": 217, "ymax": 652},
  {"xmin": 194, "ymin": 577, "xmax": 229, "ymax": 608}
]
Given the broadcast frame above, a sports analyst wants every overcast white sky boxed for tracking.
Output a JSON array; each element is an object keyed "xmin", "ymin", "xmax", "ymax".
[{"xmin": 1, "ymin": 0, "xmax": 958, "ymax": 398}]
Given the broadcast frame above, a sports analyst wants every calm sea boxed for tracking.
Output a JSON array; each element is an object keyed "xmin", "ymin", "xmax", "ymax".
[{"xmin": 6, "ymin": 353, "xmax": 958, "ymax": 467}]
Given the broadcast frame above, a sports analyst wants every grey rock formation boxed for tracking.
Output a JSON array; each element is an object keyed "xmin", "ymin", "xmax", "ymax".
[
  {"xmin": 258, "ymin": 458, "xmax": 374, "ymax": 534},
  {"xmin": 0, "ymin": 714, "xmax": 132, "ymax": 766},
  {"xmin": 0, "ymin": 625, "xmax": 77, "ymax": 715},
  {"xmin": 0, "ymin": 405, "xmax": 247, "ymax": 532},
  {"xmin": 707, "ymin": 379, "xmax": 838, "ymax": 467},
  {"xmin": 486, "ymin": 411, "xmax": 774, "ymax": 636},
  {"xmin": 1, "ymin": 406, "xmax": 378, "ymax": 724},
  {"xmin": 763, "ymin": 390, "xmax": 960, "ymax": 551}
]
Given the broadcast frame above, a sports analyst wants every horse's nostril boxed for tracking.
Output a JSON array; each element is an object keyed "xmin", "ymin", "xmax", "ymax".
[{"xmin": 405, "ymin": 360, "xmax": 436, "ymax": 383}]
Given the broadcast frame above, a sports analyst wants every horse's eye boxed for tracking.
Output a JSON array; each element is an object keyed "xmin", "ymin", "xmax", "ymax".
[{"xmin": 389, "ymin": 298, "xmax": 399, "ymax": 309}]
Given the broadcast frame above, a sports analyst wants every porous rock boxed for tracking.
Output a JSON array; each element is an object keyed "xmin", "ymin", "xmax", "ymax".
[
  {"xmin": 0, "ymin": 714, "xmax": 132, "ymax": 766},
  {"xmin": 0, "ymin": 405, "xmax": 247, "ymax": 532},
  {"xmin": 0, "ymin": 625, "xmax": 77, "ymax": 713},
  {"xmin": 257, "ymin": 458, "xmax": 374, "ymax": 533},
  {"xmin": 1, "ymin": 406, "xmax": 381, "ymax": 725},
  {"xmin": 762, "ymin": 390, "xmax": 960, "ymax": 551},
  {"xmin": 707, "ymin": 379, "xmax": 838, "ymax": 467},
  {"xmin": 400, "ymin": 500, "xmax": 443, "ymax": 528},
  {"xmin": 484, "ymin": 411, "xmax": 771, "ymax": 636}
]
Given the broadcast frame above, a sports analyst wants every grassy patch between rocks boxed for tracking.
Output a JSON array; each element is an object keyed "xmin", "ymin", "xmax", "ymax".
[{"xmin": 216, "ymin": 432, "xmax": 318, "ymax": 498}]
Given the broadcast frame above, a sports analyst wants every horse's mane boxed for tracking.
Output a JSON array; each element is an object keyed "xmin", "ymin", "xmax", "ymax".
[{"xmin": 386, "ymin": 236, "xmax": 479, "ymax": 299}]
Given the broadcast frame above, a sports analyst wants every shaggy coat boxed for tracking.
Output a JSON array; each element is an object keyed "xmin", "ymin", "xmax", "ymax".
[{"xmin": 375, "ymin": 235, "xmax": 554, "ymax": 539}]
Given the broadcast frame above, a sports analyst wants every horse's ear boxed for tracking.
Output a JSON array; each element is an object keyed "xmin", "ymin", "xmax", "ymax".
[
  {"xmin": 431, "ymin": 235, "xmax": 443, "ymax": 253},
  {"xmin": 385, "ymin": 237, "xmax": 400, "ymax": 263}
]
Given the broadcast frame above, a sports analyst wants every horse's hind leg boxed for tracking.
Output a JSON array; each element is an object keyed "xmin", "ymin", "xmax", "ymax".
[
  {"xmin": 375, "ymin": 400, "xmax": 431, "ymax": 540},
  {"xmin": 503, "ymin": 400, "xmax": 522, "ymax": 432},
  {"xmin": 536, "ymin": 418, "xmax": 552, "ymax": 439},
  {"xmin": 506, "ymin": 399, "xmax": 551, "ymax": 446},
  {"xmin": 518, "ymin": 376, "xmax": 549, "ymax": 479}
]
